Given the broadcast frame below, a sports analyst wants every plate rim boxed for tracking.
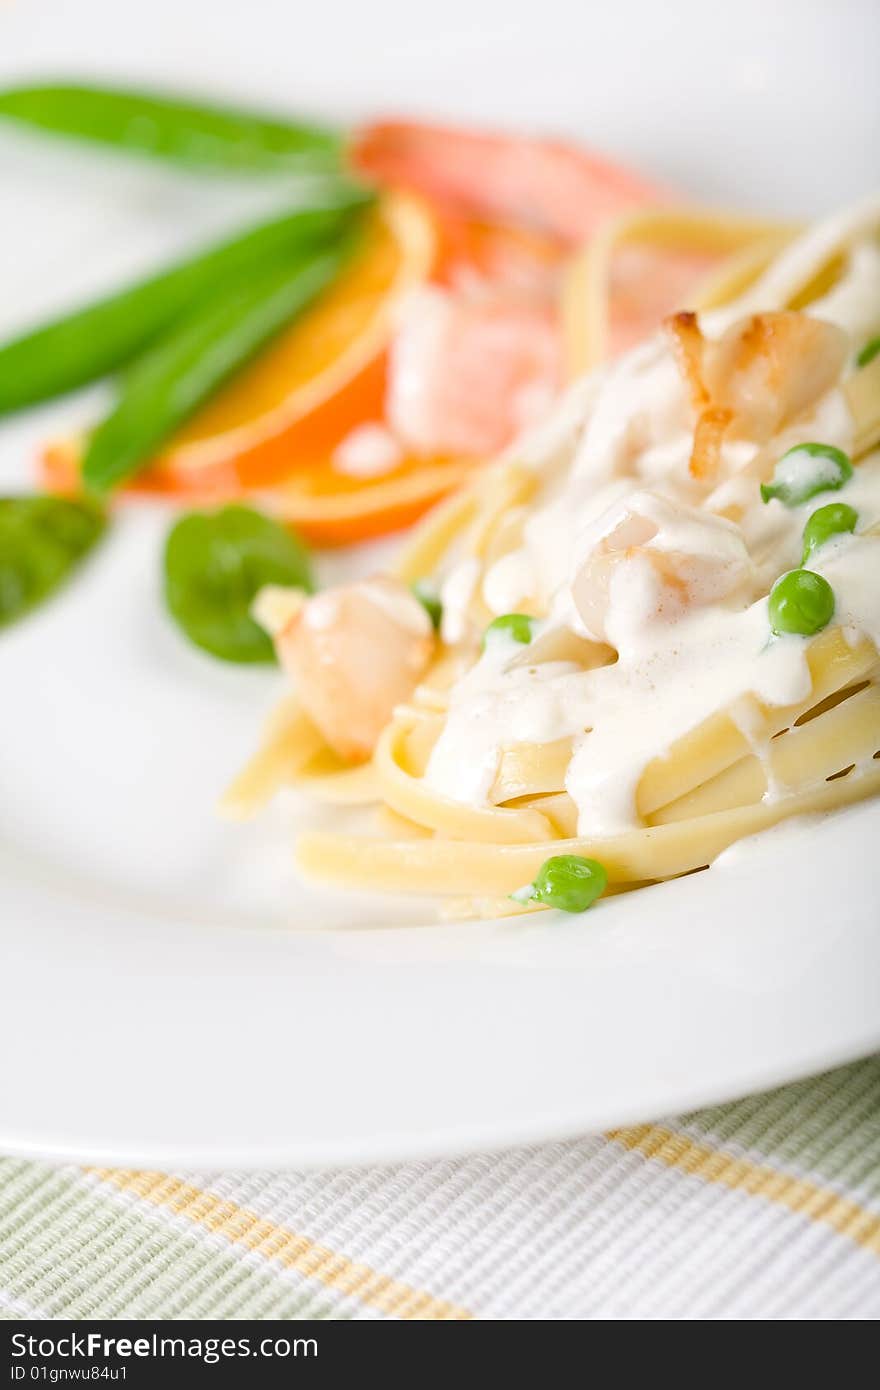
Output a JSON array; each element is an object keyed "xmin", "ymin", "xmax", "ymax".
[{"xmin": 3, "ymin": 800, "xmax": 879, "ymax": 1169}]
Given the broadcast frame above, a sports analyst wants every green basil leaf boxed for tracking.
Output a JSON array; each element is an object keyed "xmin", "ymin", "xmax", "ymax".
[
  {"xmin": 0, "ymin": 495, "xmax": 106, "ymax": 629},
  {"xmin": 164, "ymin": 505, "xmax": 313, "ymax": 663}
]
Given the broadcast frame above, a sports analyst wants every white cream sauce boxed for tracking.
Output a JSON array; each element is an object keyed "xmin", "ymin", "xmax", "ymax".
[
  {"xmin": 424, "ymin": 203, "xmax": 880, "ymax": 833},
  {"xmin": 440, "ymin": 557, "xmax": 481, "ymax": 646}
]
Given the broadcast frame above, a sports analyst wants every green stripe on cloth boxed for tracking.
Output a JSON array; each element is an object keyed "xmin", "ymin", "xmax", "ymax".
[
  {"xmin": 0, "ymin": 1161, "xmax": 347, "ymax": 1320},
  {"xmin": 683, "ymin": 1057, "xmax": 880, "ymax": 1200}
]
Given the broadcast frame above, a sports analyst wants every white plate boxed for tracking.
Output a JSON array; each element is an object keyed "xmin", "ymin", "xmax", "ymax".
[{"xmin": 1, "ymin": 0, "xmax": 879, "ymax": 1167}]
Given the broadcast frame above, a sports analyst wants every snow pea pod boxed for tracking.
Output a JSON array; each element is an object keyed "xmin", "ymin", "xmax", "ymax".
[
  {"xmin": 0, "ymin": 83, "xmax": 342, "ymax": 174},
  {"xmin": 82, "ymin": 243, "xmax": 350, "ymax": 492},
  {"xmin": 0, "ymin": 193, "xmax": 368, "ymax": 416}
]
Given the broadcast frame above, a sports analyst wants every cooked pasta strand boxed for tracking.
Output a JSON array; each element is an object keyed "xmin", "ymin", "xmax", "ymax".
[
  {"xmin": 297, "ymin": 764, "xmax": 880, "ymax": 895},
  {"xmin": 652, "ymin": 681, "xmax": 880, "ymax": 823},
  {"xmin": 221, "ymin": 700, "xmax": 323, "ymax": 819}
]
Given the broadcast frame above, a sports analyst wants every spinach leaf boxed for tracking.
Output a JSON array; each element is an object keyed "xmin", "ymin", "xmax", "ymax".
[
  {"xmin": 0, "ymin": 495, "xmax": 106, "ymax": 629},
  {"xmin": 164, "ymin": 505, "xmax": 312, "ymax": 663}
]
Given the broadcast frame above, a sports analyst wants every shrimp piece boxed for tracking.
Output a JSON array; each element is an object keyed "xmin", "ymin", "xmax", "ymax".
[
  {"xmin": 664, "ymin": 311, "xmax": 710, "ymax": 411},
  {"xmin": 689, "ymin": 405, "xmax": 734, "ymax": 481},
  {"xmin": 571, "ymin": 491, "xmax": 752, "ymax": 643},
  {"xmin": 272, "ymin": 577, "xmax": 434, "ymax": 762},
  {"xmin": 608, "ymin": 248, "xmax": 721, "ymax": 357},
  {"xmin": 352, "ymin": 120, "xmax": 664, "ymax": 245},
  {"xmin": 703, "ymin": 311, "xmax": 848, "ymax": 440},
  {"xmin": 434, "ymin": 212, "xmax": 566, "ymax": 301},
  {"xmin": 665, "ymin": 310, "xmax": 849, "ymax": 479},
  {"xmin": 386, "ymin": 286, "xmax": 561, "ymax": 456}
]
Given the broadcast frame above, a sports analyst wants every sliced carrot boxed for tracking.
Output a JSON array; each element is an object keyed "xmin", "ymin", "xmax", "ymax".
[
  {"xmin": 42, "ymin": 435, "xmax": 471, "ymax": 547},
  {"xmin": 273, "ymin": 455, "xmax": 478, "ymax": 546},
  {"xmin": 40, "ymin": 436, "xmax": 243, "ymax": 501},
  {"xmin": 148, "ymin": 193, "xmax": 436, "ymax": 489}
]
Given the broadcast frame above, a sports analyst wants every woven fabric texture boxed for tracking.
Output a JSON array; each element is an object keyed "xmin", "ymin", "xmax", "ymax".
[{"xmin": 1, "ymin": 1056, "xmax": 878, "ymax": 1320}]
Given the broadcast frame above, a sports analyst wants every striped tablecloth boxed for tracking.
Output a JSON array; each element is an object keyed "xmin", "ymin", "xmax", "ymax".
[{"xmin": 1, "ymin": 1056, "xmax": 878, "ymax": 1321}]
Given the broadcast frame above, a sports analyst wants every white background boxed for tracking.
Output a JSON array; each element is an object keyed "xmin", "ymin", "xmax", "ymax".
[{"xmin": 1, "ymin": 0, "xmax": 878, "ymax": 212}]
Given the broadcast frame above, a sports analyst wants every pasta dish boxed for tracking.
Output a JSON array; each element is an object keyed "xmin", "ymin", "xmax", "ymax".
[
  {"xmin": 0, "ymin": 84, "xmax": 877, "ymax": 923},
  {"xmin": 227, "ymin": 197, "xmax": 880, "ymax": 919}
]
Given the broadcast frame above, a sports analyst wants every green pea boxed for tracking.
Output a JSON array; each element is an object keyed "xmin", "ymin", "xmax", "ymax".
[
  {"xmin": 856, "ymin": 336, "xmax": 880, "ymax": 369},
  {"xmin": 483, "ymin": 613, "xmax": 535, "ymax": 648},
  {"xmin": 411, "ymin": 580, "xmax": 442, "ymax": 630},
  {"xmin": 801, "ymin": 503, "xmax": 858, "ymax": 563},
  {"xmin": 512, "ymin": 855, "xmax": 608, "ymax": 914},
  {"xmin": 761, "ymin": 443, "xmax": 853, "ymax": 508},
  {"xmin": 768, "ymin": 569, "xmax": 835, "ymax": 637}
]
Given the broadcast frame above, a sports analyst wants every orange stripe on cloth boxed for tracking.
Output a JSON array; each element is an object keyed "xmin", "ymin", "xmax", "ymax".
[
  {"xmin": 88, "ymin": 1169, "xmax": 471, "ymax": 1320},
  {"xmin": 609, "ymin": 1124, "xmax": 880, "ymax": 1257}
]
